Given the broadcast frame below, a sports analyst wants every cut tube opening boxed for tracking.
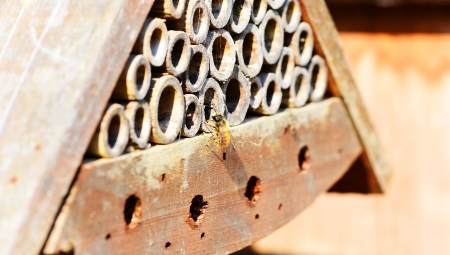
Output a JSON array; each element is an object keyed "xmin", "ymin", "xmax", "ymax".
[
  {"xmin": 212, "ymin": 36, "xmax": 233, "ymax": 73},
  {"xmin": 188, "ymin": 52, "xmax": 203, "ymax": 85},
  {"xmin": 253, "ymin": 0, "xmax": 262, "ymax": 18},
  {"xmin": 158, "ymin": 86, "xmax": 176, "ymax": 133},
  {"xmin": 203, "ymin": 88, "xmax": 219, "ymax": 120},
  {"xmin": 185, "ymin": 103, "xmax": 197, "ymax": 130},
  {"xmin": 280, "ymin": 54, "xmax": 289, "ymax": 78},
  {"xmin": 108, "ymin": 115, "xmax": 121, "ymax": 149},
  {"xmin": 243, "ymin": 32, "xmax": 259, "ymax": 69},
  {"xmin": 250, "ymin": 80, "xmax": 260, "ymax": 106},
  {"xmin": 266, "ymin": 81, "xmax": 276, "ymax": 108},
  {"xmin": 299, "ymin": 31, "xmax": 307, "ymax": 54},
  {"xmin": 134, "ymin": 107, "xmax": 145, "ymax": 138},
  {"xmin": 135, "ymin": 64, "xmax": 146, "ymax": 92},
  {"xmin": 192, "ymin": 8, "xmax": 204, "ymax": 35},
  {"xmin": 211, "ymin": 0, "xmax": 225, "ymax": 19},
  {"xmin": 264, "ymin": 19, "xmax": 282, "ymax": 57},
  {"xmin": 232, "ymin": 0, "xmax": 251, "ymax": 31},
  {"xmin": 225, "ymin": 79, "xmax": 241, "ymax": 114},
  {"xmin": 150, "ymin": 28, "xmax": 163, "ymax": 57},
  {"xmin": 173, "ymin": 0, "xmax": 180, "ymax": 10},
  {"xmin": 311, "ymin": 65, "xmax": 320, "ymax": 91},
  {"xmin": 171, "ymin": 39, "xmax": 187, "ymax": 68},
  {"xmin": 233, "ymin": 0, "xmax": 243, "ymax": 22},
  {"xmin": 294, "ymin": 73, "xmax": 303, "ymax": 95},
  {"xmin": 286, "ymin": 1, "xmax": 294, "ymax": 22}
]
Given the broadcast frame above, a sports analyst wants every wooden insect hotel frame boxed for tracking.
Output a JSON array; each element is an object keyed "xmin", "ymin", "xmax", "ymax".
[{"xmin": 0, "ymin": 0, "xmax": 391, "ymax": 254}]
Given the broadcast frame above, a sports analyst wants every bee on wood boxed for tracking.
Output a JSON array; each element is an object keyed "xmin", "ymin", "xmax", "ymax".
[{"xmin": 203, "ymin": 104, "xmax": 231, "ymax": 151}]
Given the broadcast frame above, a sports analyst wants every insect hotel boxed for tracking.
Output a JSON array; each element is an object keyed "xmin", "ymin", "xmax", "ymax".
[{"xmin": 0, "ymin": 0, "xmax": 391, "ymax": 254}]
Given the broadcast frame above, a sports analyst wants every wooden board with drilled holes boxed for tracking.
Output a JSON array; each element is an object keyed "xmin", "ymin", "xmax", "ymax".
[
  {"xmin": 43, "ymin": 98, "xmax": 362, "ymax": 254},
  {"xmin": 301, "ymin": 0, "xmax": 392, "ymax": 192},
  {"xmin": 0, "ymin": 1, "xmax": 155, "ymax": 254}
]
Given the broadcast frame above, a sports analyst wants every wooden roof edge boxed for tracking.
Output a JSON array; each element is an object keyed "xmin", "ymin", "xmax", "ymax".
[{"xmin": 301, "ymin": 0, "xmax": 392, "ymax": 192}]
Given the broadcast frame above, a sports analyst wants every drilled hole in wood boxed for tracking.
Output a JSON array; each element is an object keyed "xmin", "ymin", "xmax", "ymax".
[
  {"xmin": 223, "ymin": 152, "xmax": 227, "ymax": 160},
  {"xmin": 298, "ymin": 146, "xmax": 310, "ymax": 171},
  {"xmin": 201, "ymin": 232, "xmax": 205, "ymax": 239},
  {"xmin": 189, "ymin": 195, "xmax": 208, "ymax": 225},
  {"xmin": 105, "ymin": 233, "xmax": 111, "ymax": 240},
  {"xmin": 123, "ymin": 195, "xmax": 142, "ymax": 229},
  {"xmin": 278, "ymin": 203, "xmax": 283, "ymax": 210},
  {"xmin": 161, "ymin": 173, "xmax": 166, "ymax": 182},
  {"xmin": 255, "ymin": 214, "xmax": 259, "ymax": 219},
  {"xmin": 165, "ymin": 242, "xmax": 171, "ymax": 248},
  {"xmin": 244, "ymin": 176, "xmax": 261, "ymax": 204}
]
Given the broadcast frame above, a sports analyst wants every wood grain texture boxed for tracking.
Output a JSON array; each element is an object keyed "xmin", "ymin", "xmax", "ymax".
[
  {"xmin": 0, "ymin": 0, "xmax": 155, "ymax": 253},
  {"xmin": 44, "ymin": 98, "xmax": 362, "ymax": 254},
  {"xmin": 301, "ymin": 0, "xmax": 391, "ymax": 192}
]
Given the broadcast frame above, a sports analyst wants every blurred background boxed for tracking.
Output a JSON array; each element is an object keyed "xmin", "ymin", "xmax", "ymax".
[{"xmin": 237, "ymin": 0, "xmax": 450, "ymax": 254}]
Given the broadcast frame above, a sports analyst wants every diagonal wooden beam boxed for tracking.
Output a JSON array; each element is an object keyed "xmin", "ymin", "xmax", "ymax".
[
  {"xmin": 301, "ymin": 0, "xmax": 392, "ymax": 192},
  {"xmin": 0, "ymin": 0, "xmax": 154, "ymax": 253}
]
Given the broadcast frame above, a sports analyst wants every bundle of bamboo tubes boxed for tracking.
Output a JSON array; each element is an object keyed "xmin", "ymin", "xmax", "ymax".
[{"xmin": 87, "ymin": 0, "xmax": 329, "ymax": 158}]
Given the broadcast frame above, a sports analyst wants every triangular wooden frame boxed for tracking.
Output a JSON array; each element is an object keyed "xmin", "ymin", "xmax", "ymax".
[{"xmin": 0, "ymin": 0, "xmax": 390, "ymax": 253}]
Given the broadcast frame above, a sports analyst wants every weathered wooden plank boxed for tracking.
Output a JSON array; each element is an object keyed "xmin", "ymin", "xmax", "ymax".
[
  {"xmin": 0, "ymin": 0, "xmax": 154, "ymax": 254},
  {"xmin": 300, "ymin": 0, "xmax": 392, "ymax": 192},
  {"xmin": 44, "ymin": 98, "xmax": 362, "ymax": 254}
]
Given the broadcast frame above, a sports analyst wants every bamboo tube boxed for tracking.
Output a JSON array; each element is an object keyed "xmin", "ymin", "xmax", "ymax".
[
  {"xmin": 183, "ymin": 44, "xmax": 209, "ymax": 93},
  {"xmin": 164, "ymin": 31, "xmax": 192, "ymax": 77},
  {"xmin": 259, "ymin": 10, "xmax": 284, "ymax": 65},
  {"xmin": 309, "ymin": 55, "xmax": 328, "ymax": 102},
  {"xmin": 132, "ymin": 18, "xmax": 168, "ymax": 67},
  {"xmin": 290, "ymin": 22, "xmax": 314, "ymax": 66},
  {"xmin": 250, "ymin": 0, "xmax": 268, "ymax": 25},
  {"xmin": 166, "ymin": 0, "xmax": 210, "ymax": 44},
  {"xmin": 267, "ymin": 0, "xmax": 285, "ymax": 10},
  {"xmin": 203, "ymin": 29, "xmax": 236, "ymax": 82},
  {"xmin": 111, "ymin": 55, "xmax": 151, "ymax": 101},
  {"xmin": 281, "ymin": 0, "xmax": 301, "ymax": 33},
  {"xmin": 198, "ymin": 78, "xmax": 225, "ymax": 131},
  {"xmin": 150, "ymin": 0, "xmax": 187, "ymax": 19},
  {"xmin": 182, "ymin": 94, "xmax": 202, "ymax": 137},
  {"xmin": 251, "ymin": 73, "xmax": 282, "ymax": 115},
  {"xmin": 282, "ymin": 67, "xmax": 311, "ymax": 107},
  {"xmin": 87, "ymin": 104, "xmax": 130, "ymax": 158},
  {"xmin": 275, "ymin": 47, "xmax": 295, "ymax": 89},
  {"xmin": 124, "ymin": 101, "xmax": 152, "ymax": 149},
  {"xmin": 148, "ymin": 75, "xmax": 185, "ymax": 144},
  {"xmin": 235, "ymin": 24, "xmax": 263, "ymax": 78},
  {"xmin": 222, "ymin": 65, "xmax": 250, "ymax": 126},
  {"xmin": 249, "ymin": 76, "xmax": 263, "ymax": 110},
  {"xmin": 206, "ymin": 0, "xmax": 232, "ymax": 29},
  {"xmin": 228, "ymin": 0, "xmax": 251, "ymax": 34}
]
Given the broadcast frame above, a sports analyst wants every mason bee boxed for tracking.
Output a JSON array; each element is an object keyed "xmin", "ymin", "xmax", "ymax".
[{"xmin": 203, "ymin": 104, "xmax": 231, "ymax": 150}]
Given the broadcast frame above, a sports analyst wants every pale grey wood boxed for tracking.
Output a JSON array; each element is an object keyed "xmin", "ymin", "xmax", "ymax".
[{"xmin": 0, "ymin": 0, "xmax": 155, "ymax": 253}]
